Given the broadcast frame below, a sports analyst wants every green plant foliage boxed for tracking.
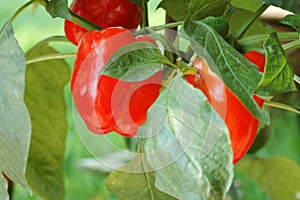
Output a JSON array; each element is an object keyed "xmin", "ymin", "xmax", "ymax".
[
  {"xmin": 183, "ymin": 19, "xmax": 269, "ymax": 123},
  {"xmin": 231, "ymin": 0, "xmax": 263, "ymax": 12},
  {"xmin": 259, "ymin": 0, "xmax": 300, "ymax": 15},
  {"xmin": 159, "ymin": 0, "xmax": 191, "ymax": 21},
  {"xmin": 0, "ymin": 174, "xmax": 8, "ymax": 200},
  {"xmin": 102, "ymin": 42, "xmax": 165, "ymax": 81},
  {"xmin": 237, "ymin": 157, "xmax": 300, "ymax": 200},
  {"xmin": 280, "ymin": 14, "xmax": 300, "ymax": 33},
  {"xmin": 187, "ymin": 0, "xmax": 230, "ymax": 20},
  {"xmin": 140, "ymin": 76, "xmax": 233, "ymax": 199},
  {"xmin": 226, "ymin": 7, "xmax": 274, "ymax": 40},
  {"xmin": 24, "ymin": 41, "xmax": 70, "ymax": 200},
  {"xmin": 46, "ymin": 0, "xmax": 70, "ymax": 19},
  {"xmin": 256, "ymin": 32, "xmax": 297, "ymax": 94},
  {"xmin": 0, "ymin": 20, "xmax": 31, "ymax": 197},
  {"xmin": 106, "ymin": 152, "xmax": 177, "ymax": 200}
]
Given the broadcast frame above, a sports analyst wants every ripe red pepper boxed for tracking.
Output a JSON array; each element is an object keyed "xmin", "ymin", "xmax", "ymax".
[
  {"xmin": 186, "ymin": 51, "xmax": 265, "ymax": 163},
  {"xmin": 65, "ymin": 0, "xmax": 142, "ymax": 45},
  {"xmin": 71, "ymin": 27, "xmax": 162, "ymax": 137}
]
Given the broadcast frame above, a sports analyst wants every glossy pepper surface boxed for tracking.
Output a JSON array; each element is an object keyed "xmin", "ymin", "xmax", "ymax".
[
  {"xmin": 186, "ymin": 51, "xmax": 265, "ymax": 163},
  {"xmin": 64, "ymin": 0, "xmax": 142, "ymax": 45},
  {"xmin": 71, "ymin": 27, "xmax": 162, "ymax": 137}
]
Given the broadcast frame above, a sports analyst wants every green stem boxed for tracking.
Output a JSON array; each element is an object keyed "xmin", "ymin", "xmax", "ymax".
[
  {"xmin": 140, "ymin": 0, "xmax": 149, "ymax": 28},
  {"xmin": 68, "ymin": 9, "xmax": 101, "ymax": 30},
  {"xmin": 294, "ymin": 74, "xmax": 300, "ymax": 85},
  {"xmin": 163, "ymin": 59, "xmax": 179, "ymax": 69},
  {"xmin": 264, "ymin": 100, "xmax": 300, "ymax": 115},
  {"xmin": 282, "ymin": 39, "xmax": 300, "ymax": 51},
  {"xmin": 237, "ymin": 32, "xmax": 300, "ymax": 50},
  {"xmin": 134, "ymin": 21, "xmax": 183, "ymax": 36},
  {"xmin": 26, "ymin": 53, "xmax": 75, "ymax": 64},
  {"xmin": 234, "ymin": 4, "xmax": 270, "ymax": 40},
  {"xmin": 11, "ymin": 0, "xmax": 46, "ymax": 21}
]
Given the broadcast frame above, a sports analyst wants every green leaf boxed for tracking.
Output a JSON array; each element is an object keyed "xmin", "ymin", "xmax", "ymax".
[
  {"xmin": 0, "ymin": 174, "xmax": 8, "ymax": 200},
  {"xmin": 256, "ymin": 32, "xmax": 297, "ymax": 93},
  {"xmin": 159, "ymin": 0, "xmax": 191, "ymax": 21},
  {"xmin": 24, "ymin": 41, "xmax": 70, "ymax": 200},
  {"xmin": 183, "ymin": 19, "xmax": 269, "ymax": 123},
  {"xmin": 106, "ymin": 152, "xmax": 177, "ymax": 200},
  {"xmin": 0, "ymin": 20, "xmax": 31, "ymax": 192},
  {"xmin": 237, "ymin": 157, "xmax": 300, "ymax": 200},
  {"xmin": 46, "ymin": 0, "xmax": 70, "ymax": 19},
  {"xmin": 259, "ymin": 0, "xmax": 300, "ymax": 15},
  {"xmin": 231, "ymin": 0, "xmax": 264, "ymax": 12},
  {"xmin": 201, "ymin": 16, "xmax": 229, "ymax": 38},
  {"xmin": 280, "ymin": 14, "xmax": 300, "ymax": 33},
  {"xmin": 188, "ymin": 0, "xmax": 230, "ymax": 21},
  {"xmin": 226, "ymin": 6, "xmax": 274, "ymax": 40},
  {"xmin": 102, "ymin": 42, "xmax": 165, "ymax": 82},
  {"xmin": 140, "ymin": 76, "xmax": 234, "ymax": 199}
]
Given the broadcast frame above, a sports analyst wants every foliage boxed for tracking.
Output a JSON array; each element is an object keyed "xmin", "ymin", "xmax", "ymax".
[{"xmin": 0, "ymin": 0, "xmax": 299, "ymax": 199}]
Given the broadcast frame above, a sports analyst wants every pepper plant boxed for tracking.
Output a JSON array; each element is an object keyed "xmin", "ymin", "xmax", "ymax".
[{"xmin": 0, "ymin": 0, "xmax": 300, "ymax": 199}]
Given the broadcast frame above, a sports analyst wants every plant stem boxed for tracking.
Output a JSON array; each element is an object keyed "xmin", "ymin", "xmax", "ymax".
[
  {"xmin": 264, "ymin": 100, "xmax": 300, "ymax": 115},
  {"xmin": 134, "ymin": 21, "xmax": 183, "ymax": 36},
  {"xmin": 68, "ymin": 9, "xmax": 101, "ymax": 30},
  {"xmin": 140, "ymin": 0, "xmax": 149, "ymax": 28},
  {"xmin": 234, "ymin": 4, "xmax": 270, "ymax": 40},
  {"xmin": 11, "ymin": 0, "xmax": 45, "ymax": 21},
  {"xmin": 237, "ymin": 32, "xmax": 300, "ymax": 50},
  {"xmin": 283, "ymin": 39, "xmax": 300, "ymax": 51},
  {"xmin": 26, "ymin": 53, "xmax": 75, "ymax": 64},
  {"xmin": 294, "ymin": 74, "xmax": 300, "ymax": 85}
]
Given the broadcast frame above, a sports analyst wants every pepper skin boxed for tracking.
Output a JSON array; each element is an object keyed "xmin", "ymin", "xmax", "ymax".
[
  {"xmin": 186, "ymin": 51, "xmax": 265, "ymax": 163},
  {"xmin": 65, "ymin": 0, "xmax": 142, "ymax": 45},
  {"xmin": 71, "ymin": 27, "xmax": 162, "ymax": 137}
]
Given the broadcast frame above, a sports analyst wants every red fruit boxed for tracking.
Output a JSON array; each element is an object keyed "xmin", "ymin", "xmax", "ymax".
[
  {"xmin": 64, "ymin": 0, "xmax": 142, "ymax": 45},
  {"xmin": 71, "ymin": 27, "xmax": 162, "ymax": 136},
  {"xmin": 186, "ymin": 51, "xmax": 265, "ymax": 163}
]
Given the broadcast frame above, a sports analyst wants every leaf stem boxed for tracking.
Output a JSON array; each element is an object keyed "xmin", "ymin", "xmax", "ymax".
[
  {"xmin": 237, "ymin": 32, "xmax": 300, "ymax": 49},
  {"xmin": 294, "ymin": 74, "xmax": 300, "ymax": 85},
  {"xmin": 134, "ymin": 21, "xmax": 183, "ymax": 36},
  {"xmin": 234, "ymin": 4, "xmax": 270, "ymax": 40},
  {"xmin": 26, "ymin": 53, "xmax": 75, "ymax": 64},
  {"xmin": 68, "ymin": 9, "xmax": 101, "ymax": 31},
  {"xmin": 11, "ymin": 0, "xmax": 46, "ymax": 21},
  {"xmin": 282, "ymin": 39, "xmax": 300, "ymax": 51},
  {"xmin": 140, "ymin": 0, "xmax": 149, "ymax": 28},
  {"xmin": 264, "ymin": 100, "xmax": 300, "ymax": 115}
]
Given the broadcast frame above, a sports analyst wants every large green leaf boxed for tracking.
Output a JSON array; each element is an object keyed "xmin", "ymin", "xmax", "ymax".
[
  {"xmin": 256, "ymin": 32, "xmax": 297, "ymax": 94},
  {"xmin": 183, "ymin": 19, "xmax": 269, "ymax": 123},
  {"xmin": 102, "ymin": 42, "xmax": 165, "ymax": 81},
  {"xmin": 280, "ymin": 14, "xmax": 300, "ymax": 33},
  {"xmin": 46, "ymin": 0, "xmax": 70, "ymax": 18},
  {"xmin": 140, "ymin": 76, "xmax": 233, "ymax": 199},
  {"xmin": 187, "ymin": 0, "xmax": 230, "ymax": 20},
  {"xmin": 24, "ymin": 41, "xmax": 70, "ymax": 200},
  {"xmin": 226, "ymin": 7, "xmax": 274, "ymax": 41},
  {"xmin": 106, "ymin": 152, "xmax": 177, "ymax": 200},
  {"xmin": 237, "ymin": 157, "xmax": 300, "ymax": 200},
  {"xmin": 259, "ymin": 0, "xmax": 300, "ymax": 15},
  {"xmin": 159, "ymin": 0, "xmax": 191, "ymax": 21},
  {"xmin": 230, "ymin": 0, "xmax": 264, "ymax": 12},
  {"xmin": 0, "ymin": 174, "xmax": 8, "ymax": 200},
  {"xmin": 0, "ymin": 20, "xmax": 31, "ymax": 193}
]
